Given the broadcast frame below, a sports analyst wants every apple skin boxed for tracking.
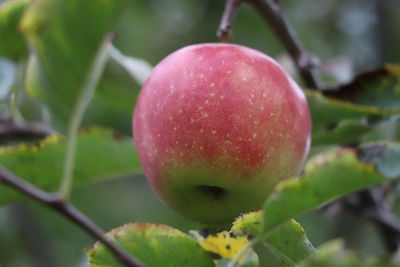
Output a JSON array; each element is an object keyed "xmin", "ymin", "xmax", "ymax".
[{"xmin": 133, "ymin": 43, "xmax": 311, "ymax": 224}]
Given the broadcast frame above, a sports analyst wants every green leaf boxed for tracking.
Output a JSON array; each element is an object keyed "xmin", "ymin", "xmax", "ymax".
[
  {"xmin": 82, "ymin": 56, "xmax": 141, "ymax": 134},
  {"xmin": 0, "ymin": 0, "xmax": 30, "ymax": 60},
  {"xmin": 231, "ymin": 211, "xmax": 314, "ymax": 267},
  {"xmin": 312, "ymin": 121, "xmax": 371, "ymax": 146},
  {"xmin": 109, "ymin": 46, "xmax": 152, "ymax": 86},
  {"xmin": 0, "ymin": 127, "xmax": 141, "ymax": 206},
  {"xmin": 299, "ymin": 240, "xmax": 400, "ymax": 267},
  {"xmin": 261, "ymin": 143, "xmax": 400, "ymax": 236},
  {"xmin": 306, "ymin": 90, "xmax": 399, "ymax": 131},
  {"xmin": 21, "ymin": 0, "xmax": 127, "ymax": 130},
  {"xmin": 87, "ymin": 223, "xmax": 214, "ymax": 267}
]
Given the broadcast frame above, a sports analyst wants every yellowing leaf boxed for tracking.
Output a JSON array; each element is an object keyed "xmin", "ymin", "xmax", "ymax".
[{"xmin": 199, "ymin": 231, "xmax": 251, "ymax": 262}]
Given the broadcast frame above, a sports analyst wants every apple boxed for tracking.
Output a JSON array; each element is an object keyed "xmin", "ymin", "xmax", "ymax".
[{"xmin": 133, "ymin": 43, "xmax": 311, "ymax": 224}]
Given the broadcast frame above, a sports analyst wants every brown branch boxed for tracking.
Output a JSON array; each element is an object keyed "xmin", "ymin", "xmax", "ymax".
[
  {"xmin": 217, "ymin": 0, "xmax": 321, "ymax": 89},
  {"xmin": 347, "ymin": 189, "xmax": 400, "ymax": 253},
  {"xmin": 0, "ymin": 167, "xmax": 146, "ymax": 267},
  {"xmin": 0, "ymin": 117, "xmax": 55, "ymax": 140},
  {"xmin": 217, "ymin": 0, "xmax": 242, "ymax": 42}
]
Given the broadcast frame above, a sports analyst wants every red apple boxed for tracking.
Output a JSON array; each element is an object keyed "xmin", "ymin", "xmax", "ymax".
[{"xmin": 133, "ymin": 43, "xmax": 311, "ymax": 224}]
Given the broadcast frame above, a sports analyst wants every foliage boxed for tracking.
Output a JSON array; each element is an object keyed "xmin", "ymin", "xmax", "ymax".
[{"xmin": 0, "ymin": 0, "xmax": 400, "ymax": 266}]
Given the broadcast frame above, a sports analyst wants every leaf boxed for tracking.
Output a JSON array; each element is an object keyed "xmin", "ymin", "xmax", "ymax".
[
  {"xmin": 299, "ymin": 240, "xmax": 400, "ymax": 267},
  {"xmin": 0, "ymin": 58, "xmax": 16, "ymax": 100},
  {"xmin": 110, "ymin": 46, "xmax": 153, "ymax": 85},
  {"xmin": 0, "ymin": 127, "xmax": 141, "ymax": 206},
  {"xmin": 0, "ymin": 0, "xmax": 30, "ymax": 60},
  {"xmin": 83, "ymin": 56, "xmax": 141, "ymax": 134},
  {"xmin": 312, "ymin": 121, "xmax": 371, "ymax": 146},
  {"xmin": 231, "ymin": 211, "xmax": 314, "ymax": 267},
  {"xmin": 192, "ymin": 230, "xmax": 259, "ymax": 266},
  {"xmin": 307, "ymin": 65, "xmax": 400, "ymax": 132},
  {"xmin": 306, "ymin": 90, "xmax": 399, "ymax": 131},
  {"xmin": 87, "ymin": 223, "xmax": 214, "ymax": 267},
  {"xmin": 358, "ymin": 142, "xmax": 400, "ymax": 179},
  {"xmin": 261, "ymin": 142, "xmax": 400, "ymax": 236},
  {"xmin": 325, "ymin": 65, "xmax": 400, "ymax": 109},
  {"xmin": 21, "ymin": 0, "xmax": 128, "ymax": 130}
]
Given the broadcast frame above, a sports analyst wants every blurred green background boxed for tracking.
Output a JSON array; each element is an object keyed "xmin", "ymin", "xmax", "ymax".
[{"xmin": 1, "ymin": 0, "xmax": 400, "ymax": 266}]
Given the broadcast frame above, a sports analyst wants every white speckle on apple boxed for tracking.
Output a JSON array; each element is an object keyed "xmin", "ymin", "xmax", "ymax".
[{"xmin": 211, "ymin": 130, "xmax": 217, "ymax": 135}]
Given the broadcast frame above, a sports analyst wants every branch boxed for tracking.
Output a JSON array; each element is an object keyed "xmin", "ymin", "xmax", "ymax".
[
  {"xmin": 217, "ymin": 0, "xmax": 242, "ymax": 43},
  {"xmin": 0, "ymin": 117, "xmax": 55, "ymax": 140},
  {"xmin": 0, "ymin": 167, "xmax": 146, "ymax": 267},
  {"xmin": 218, "ymin": 0, "xmax": 321, "ymax": 89},
  {"xmin": 346, "ymin": 189, "xmax": 400, "ymax": 253}
]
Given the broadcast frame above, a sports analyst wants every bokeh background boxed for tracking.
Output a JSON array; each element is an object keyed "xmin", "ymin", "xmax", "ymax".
[{"xmin": 1, "ymin": 0, "xmax": 400, "ymax": 266}]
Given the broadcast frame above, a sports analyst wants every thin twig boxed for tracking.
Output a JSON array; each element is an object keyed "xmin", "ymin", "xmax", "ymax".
[
  {"xmin": 59, "ymin": 34, "xmax": 113, "ymax": 200},
  {"xmin": 344, "ymin": 189, "xmax": 400, "ymax": 253},
  {"xmin": 0, "ymin": 167, "xmax": 146, "ymax": 267},
  {"xmin": 217, "ymin": 0, "xmax": 321, "ymax": 89},
  {"xmin": 218, "ymin": 0, "xmax": 242, "ymax": 43}
]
